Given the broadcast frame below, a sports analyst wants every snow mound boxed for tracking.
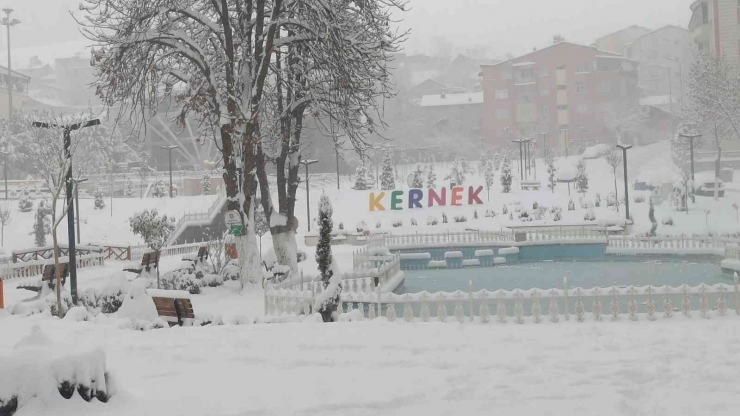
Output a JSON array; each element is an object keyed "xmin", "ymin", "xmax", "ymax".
[
  {"xmin": 557, "ymin": 162, "xmax": 578, "ymax": 181},
  {"xmin": 117, "ymin": 280, "xmax": 159, "ymax": 322},
  {"xmin": 581, "ymin": 144, "xmax": 610, "ymax": 159},
  {"xmin": 63, "ymin": 306, "xmax": 90, "ymax": 322}
]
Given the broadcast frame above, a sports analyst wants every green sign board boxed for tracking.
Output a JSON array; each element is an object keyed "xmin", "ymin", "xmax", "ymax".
[{"xmin": 229, "ymin": 225, "xmax": 243, "ymax": 236}]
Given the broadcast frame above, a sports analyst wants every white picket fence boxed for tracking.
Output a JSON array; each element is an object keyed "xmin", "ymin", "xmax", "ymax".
[
  {"xmin": 382, "ymin": 231, "xmax": 515, "ymax": 247},
  {"xmin": 130, "ymin": 242, "xmax": 206, "ymax": 263},
  {"xmin": 607, "ymin": 236, "xmax": 740, "ymax": 254},
  {"xmin": 0, "ymin": 253, "xmax": 106, "ymax": 281},
  {"xmin": 266, "ymin": 275, "xmax": 740, "ymax": 323},
  {"xmin": 727, "ymin": 246, "xmax": 740, "ymax": 261}
]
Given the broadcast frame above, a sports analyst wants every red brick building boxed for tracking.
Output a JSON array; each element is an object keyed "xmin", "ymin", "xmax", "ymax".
[{"xmin": 480, "ymin": 42, "xmax": 640, "ymax": 152}]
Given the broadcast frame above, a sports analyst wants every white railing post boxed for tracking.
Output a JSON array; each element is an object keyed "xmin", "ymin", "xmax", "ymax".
[{"xmin": 468, "ymin": 280, "xmax": 474, "ymax": 322}]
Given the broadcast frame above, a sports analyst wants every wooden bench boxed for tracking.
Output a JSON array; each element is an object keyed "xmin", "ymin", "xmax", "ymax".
[
  {"xmin": 123, "ymin": 252, "xmax": 160, "ymax": 274},
  {"xmin": 521, "ymin": 181, "xmax": 542, "ymax": 191},
  {"xmin": 18, "ymin": 263, "xmax": 69, "ymax": 292},
  {"xmin": 151, "ymin": 296, "xmax": 195, "ymax": 326}
]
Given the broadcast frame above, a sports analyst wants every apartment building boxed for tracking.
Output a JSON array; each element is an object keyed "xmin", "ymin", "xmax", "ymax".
[
  {"xmin": 690, "ymin": 0, "xmax": 740, "ymax": 67},
  {"xmin": 593, "ymin": 25, "xmax": 652, "ymax": 53},
  {"xmin": 622, "ymin": 25, "xmax": 694, "ymax": 112},
  {"xmin": 480, "ymin": 41, "xmax": 640, "ymax": 151}
]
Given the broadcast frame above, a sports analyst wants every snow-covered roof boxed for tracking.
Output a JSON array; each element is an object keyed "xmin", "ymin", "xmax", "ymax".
[
  {"xmin": 419, "ymin": 92, "xmax": 483, "ymax": 108},
  {"xmin": 480, "ymin": 42, "xmax": 623, "ymax": 69},
  {"xmin": 512, "ymin": 62, "xmax": 536, "ymax": 67}
]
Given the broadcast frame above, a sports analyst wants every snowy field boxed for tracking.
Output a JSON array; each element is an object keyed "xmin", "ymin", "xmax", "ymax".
[{"xmin": 2, "ymin": 313, "xmax": 740, "ymax": 416}]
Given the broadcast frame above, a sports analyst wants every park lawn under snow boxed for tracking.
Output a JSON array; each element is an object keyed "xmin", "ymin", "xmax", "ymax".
[{"xmin": 2, "ymin": 313, "xmax": 740, "ymax": 416}]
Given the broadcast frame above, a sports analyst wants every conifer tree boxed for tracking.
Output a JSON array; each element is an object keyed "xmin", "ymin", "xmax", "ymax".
[
  {"xmin": 314, "ymin": 195, "xmax": 341, "ymax": 322},
  {"xmin": 426, "ymin": 162, "xmax": 437, "ymax": 189},
  {"xmin": 124, "ymin": 176, "xmax": 135, "ymax": 198},
  {"xmin": 94, "ymin": 188, "xmax": 105, "ymax": 210},
  {"xmin": 411, "ymin": 165, "xmax": 424, "ymax": 188},
  {"xmin": 576, "ymin": 159, "xmax": 589, "ymax": 195},
  {"xmin": 380, "ymin": 150, "xmax": 395, "ymax": 190},
  {"xmin": 500, "ymin": 158, "xmax": 513, "ymax": 193},
  {"xmin": 201, "ymin": 171, "xmax": 211, "ymax": 195},
  {"xmin": 354, "ymin": 164, "xmax": 368, "ymax": 190}
]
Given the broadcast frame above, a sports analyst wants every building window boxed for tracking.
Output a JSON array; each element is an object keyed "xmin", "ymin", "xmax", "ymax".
[
  {"xmin": 501, "ymin": 70, "xmax": 512, "ymax": 80},
  {"xmin": 540, "ymin": 88, "xmax": 550, "ymax": 96},
  {"xmin": 539, "ymin": 67, "xmax": 549, "ymax": 77},
  {"xmin": 576, "ymin": 81, "xmax": 586, "ymax": 94},
  {"xmin": 576, "ymin": 63, "xmax": 591, "ymax": 73},
  {"xmin": 495, "ymin": 89, "xmax": 509, "ymax": 100},
  {"xmin": 557, "ymin": 84, "xmax": 567, "ymax": 90},
  {"xmin": 558, "ymin": 104, "xmax": 568, "ymax": 110},
  {"xmin": 520, "ymin": 68, "xmax": 534, "ymax": 79},
  {"xmin": 496, "ymin": 109, "xmax": 510, "ymax": 119},
  {"xmin": 576, "ymin": 103, "xmax": 590, "ymax": 114},
  {"xmin": 599, "ymin": 81, "xmax": 611, "ymax": 92},
  {"xmin": 542, "ymin": 105, "xmax": 549, "ymax": 118}
]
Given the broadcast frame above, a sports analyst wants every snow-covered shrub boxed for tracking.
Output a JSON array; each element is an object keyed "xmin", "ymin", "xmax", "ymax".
[
  {"xmin": 502, "ymin": 204, "xmax": 508, "ymax": 215},
  {"xmin": 634, "ymin": 195, "xmax": 645, "ymax": 203},
  {"xmin": 355, "ymin": 220, "xmax": 367, "ymax": 233},
  {"xmin": 444, "ymin": 156, "xmax": 471, "ymax": 186},
  {"xmin": 553, "ymin": 207, "xmax": 563, "ymax": 221},
  {"xmin": 583, "ymin": 207, "xmax": 596, "ymax": 221},
  {"xmin": 579, "ymin": 197, "xmax": 588, "ymax": 209},
  {"xmin": 442, "ymin": 212, "xmax": 448, "ymax": 224},
  {"xmin": 18, "ymin": 184, "xmax": 33, "ymax": 212},
  {"xmin": 80, "ymin": 274, "xmax": 130, "ymax": 314},
  {"xmin": 532, "ymin": 201, "xmax": 539, "ymax": 210},
  {"xmin": 518, "ymin": 210, "xmax": 532, "ymax": 222},
  {"xmin": 473, "ymin": 210, "xmax": 479, "ymax": 220},
  {"xmin": 648, "ymin": 201, "xmax": 658, "ymax": 237},
  {"xmin": 124, "ymin": 177, "xmax": 135, "ymax": 198},
  {"xmin": 453, "ymin": 215, "xmax": 467, "ymax": 223},
  {"xmin": 485, "ymin": 209, "xmax": 497, "ymax": 218},
  {"xmin": 152, "ymin": 178, "xmax": 167, "ymax": 198},
  {"xmin": 606, "ymin": 192, "xmax": 617, "ymax": 207},
  {"xmin": 500, "ymin": 159, "xmax": 513, "ymax": 193},
  {"xmin": 410, "ymin": 217, "xmax": 418, "ymax": 226},
  {"xmin": 594, "ymin": 193, "xmax": 601, "ymax": 207},
  {"xmin": 94, "ymin": 189, "xmax": 105, "ymax": 210},
  {"xmin": 392, "ymin": 220, "xmax": 403, "ymax": 228},
  {"xmin": 509, "ymin": 212, "xmax": 513, "ymax": 220},
  {"xmin": 427, "ymin": 216, "xmax": 439, "ymax": 226},
  {"xmin": 338, "ymin": 222, "xmax": 344, "ymax": 230},
  {"xmin": 221, "ymin": 259, "xmax": 241, "ymax": 281},
  {"xmin": 662, "ymin": 216, "xmax": 674, "ymax": 226},
  {"xmin": 314, "ymin": 195, "xmax": 341, "ymax": 322},
  {"xmin": 568, "ymin": 199, "xmax": 575, "ymax": 211},
  {"xmin": 375, "ymin": 221, "xmax": 381, "ymax": 229}
]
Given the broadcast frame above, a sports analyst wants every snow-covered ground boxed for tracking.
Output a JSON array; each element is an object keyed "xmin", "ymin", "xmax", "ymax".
[{"xmin": 2, "ymin": 312, "xmax": 740, "ymax": 416}]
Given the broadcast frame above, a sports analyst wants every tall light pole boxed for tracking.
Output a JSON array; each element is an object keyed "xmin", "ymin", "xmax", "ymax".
[
  {"xmin": 617, "ymin": 144, "xmax": 632, "ymax": 222},
  {"xmin": 32, "ymin": 118, "xmax": 100, "ymax": 306},
  {"xmin": 1, "ymin": 9, "xmax": 19, "ymax": 120},
  {"xmin": 301, "ymin": 158, "xmax": 318, "ymax": 232},
  {"xmin": 71, "ymin": 178, "xmax": 88, "ymax": 244},
  {"xmin": 512, "ymin": 138, "xmax": 526, "ymax": 184},
  {"xmin": 160, "ymin": 145, "xmax": 179, "ymax": 198},
  {"xmin": 0, "ymin": 146, "xmax": 9, "ymax": 199}
]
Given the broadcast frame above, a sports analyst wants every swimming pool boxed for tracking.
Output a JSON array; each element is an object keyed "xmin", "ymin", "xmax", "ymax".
[{"xmin": 399, "ymin": 256, "xmax": 728, "ymax": 293}]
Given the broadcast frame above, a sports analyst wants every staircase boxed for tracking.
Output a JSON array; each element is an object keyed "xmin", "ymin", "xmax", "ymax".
[{"xmin": 167, "ymin": 191, "xmax": 228, "ymax": 245}]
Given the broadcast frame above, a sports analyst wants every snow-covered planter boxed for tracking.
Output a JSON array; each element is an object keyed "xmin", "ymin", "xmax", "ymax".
[
  {"xmin": 493, "ymin": 257, "xmax": 507, "ymax": 265},
  {"xmin": 304, "ymin": 233, "xmax": 318, "ymax": 246},
  {"xmin": 444, "ymin": 251, "xmax": 463, "ymax": 259},
  {"xmin": 11, "ymin": 287, "xmax": 73, "ymax": 317},
  {"xmin": 428, "ymin": 260, "xmax": 447, "ymax": 269},
  {"xmin": 444, "ymin": 251, "xmax": 463, "ymax": 269},
  {"xmin": 475, "ymin": 249, "xmax": 494, "ymax": 257},
  {"xmin": 462, "ymin": 259, "xmax": 480, "ymax": 267},
  {"xmin": 499, "ymin": 247, "xmax": 519, "ymax": 255}
]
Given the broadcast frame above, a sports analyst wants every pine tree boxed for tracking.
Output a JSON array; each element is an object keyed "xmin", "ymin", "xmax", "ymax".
[
  {"xmin": 31, "ymin": 200, "xmax": 50, "ymax": 247},
  {"xmin": 426, "ymin": 162, "xmax": 437, "ymax": 189},
  {"xmin": 484, "ymin": 159, "xmax": 495, "ymax": 200},
  {"xmin": 575, "ymin": 159, "xmax": 589, "ymax": 195},
  {"xmin": 380, "ymin": 150, "xmax": 395, "ymax": 190},
  {"xmin": 648, "ymin": 201, "xmax": 658, "ymax": 237},
  {"xmin": 94, "ymin": 188, "xmax": 105, "ymax": 210},
  {"xmin": 124, "ymin": 177, "xmax": 135, "ymax": 198},
  {"xmin": 18, "ymin": 184, "xmax": 33, "ymax": 212},
  {"xmin": 314, "ymin": 195, "xmax": 341, "ymax": 322},
  {"xmin": 493, "ymin": 152, "xmax": 502, "ymax": 171},
  {"xmin": 546, "ymin": 154, "xmax": 557, "ymax": 193},
  {"xmin": 201, "ymin": 171, "xmax": 211, "ymax": 195},
  {"xmin": 254, "ymin": 204, "xmax": 270, "ymax": 257},
  {"xmin": 152, "ymin": 178, "xmax": 167, "ymax": 198},
  {"xmin": 445, "ymin": 156, "xmax": 470, "ymax": 186},
  {"xmin": 411, "ymin": 165, "xmax": 424, "ymax": 188},
  {"xmin": 354, "ymin": 164, "xmax": 368, "ymax": 190},
  {"xmin": 500, "ymin": 158, "xmax": 513, "ymax": 193}
]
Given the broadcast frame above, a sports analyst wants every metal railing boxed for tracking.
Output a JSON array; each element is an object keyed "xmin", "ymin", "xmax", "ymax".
[{"xmin": 167, "ymin": 191, "xmax": 227, "ymax": 245}]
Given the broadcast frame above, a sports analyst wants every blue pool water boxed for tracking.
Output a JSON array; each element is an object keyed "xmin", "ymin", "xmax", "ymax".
[{"xmin": 399, "ymin": 256, "xmax": 728, "ymax": 293}]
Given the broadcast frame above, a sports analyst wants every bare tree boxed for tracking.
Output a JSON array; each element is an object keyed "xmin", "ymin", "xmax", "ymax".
[
  {"xmin": 0, "ymin": 202, "xmax": 10, "ymax": 247},
  {"xmin": 604, "ymin": 149, "xmax": 622, "ymax": 213},
  {"xmin": 28, "ymin": 112, "xmax": 94, "ymax": 317}
]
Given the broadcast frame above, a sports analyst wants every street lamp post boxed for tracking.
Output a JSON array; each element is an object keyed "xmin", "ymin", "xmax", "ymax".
[
  {"xmin": 301, "ymin": 158, "xmax": 318, "ymax": 232},
  {"xmin": 31, "ymin": 118, "xmax": 100, "ymax": 306},
  {"xmin": 72, "ymin": 178, "xmax": 88, "ymax": 244},
  {"xmin": 512, "ymin": 138, "xmax": 525, "ymax": 184},
  {"xmin": 0, "ymin": 147, "xmax": 9, "ymax": 200},
  {"xmin": 160, "ymin": 145, "xmax": 179, "ymax": 198},
  {"xmin": 1, "ymin": 9, "xmax": 19, "ymax": 120},
  {"xmin": 617, "ymin": 144, "xmax": 632, "ymax": 222}
]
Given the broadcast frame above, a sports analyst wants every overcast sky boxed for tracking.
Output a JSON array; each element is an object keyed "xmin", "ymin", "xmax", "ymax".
[{"xmin": 0, "ymin": 0, "xmax": 695, "ymax": 63}]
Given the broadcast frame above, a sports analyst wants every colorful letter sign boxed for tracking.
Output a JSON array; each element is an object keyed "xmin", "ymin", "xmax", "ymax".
[{"xmin": 369, "ymin": 187, "xmax": 484, "ymax": 211}]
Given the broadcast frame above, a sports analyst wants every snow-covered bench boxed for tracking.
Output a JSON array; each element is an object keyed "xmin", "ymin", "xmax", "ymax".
[
  {"xmin": 148, "ymin": 290, "xmax": 195, "ymax": 326},
  {"xmin": 17, "ymin": 264, "xmax": 68, "ymax": 293},
  {"xmin": 123, "ymin": 251, "xmax": 160, "ymax": 275},
  {"xmin": 521, "ymin": 181, "xmax": 542, "ymax": 191}
]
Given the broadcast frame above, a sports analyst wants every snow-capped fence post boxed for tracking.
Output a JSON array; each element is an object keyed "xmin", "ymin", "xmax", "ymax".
[
  {"xmin": 563, "ymin": 277, "xmax": 569, "ymax": 321},
  {"xmin": 468, "ymin": 280, "xmax": 474, "ymax": 322}
]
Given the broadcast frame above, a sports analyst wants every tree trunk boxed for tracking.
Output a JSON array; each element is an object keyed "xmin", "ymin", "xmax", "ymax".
[
  {"xmin": 52, "ymin": 228, "xmax": 63, "ymax": 318},
  {"xmin": 613, "ymin": 169, "xmax": 619, "ymax": 214},
  {"xmin": 714, "ymin": 146, "xmax": 721, "ymax": 201}
]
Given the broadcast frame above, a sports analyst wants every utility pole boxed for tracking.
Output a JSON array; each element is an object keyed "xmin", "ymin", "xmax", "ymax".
[
  {"xmin": 72, "ymin": 178, "xmax": 88, "ymax": 244},
  {"xmin": 301, "ymin": 158, "xmax": 318, "ymax": 232},
  {"xmin": 160, "ymin": 145, "xmax": 179, "ymax": 198},
  {"xmin": 1, "ymin": 9, "xmax": 19, "ymax": 120},
  {"xmin": 0, "ymin": 147, "xmax": 9, "ymax": 200},
  {"xmin": 617, "ymin": 144, "xmax": 632, "ymax": 222},
  {"xmin": 32, "ymin": 118, "xmax": 100, "ymax": 305}
]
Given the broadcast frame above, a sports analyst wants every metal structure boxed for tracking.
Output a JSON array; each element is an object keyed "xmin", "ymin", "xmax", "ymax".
[
  {"xmin": 301, "ymin": 158, "xmax": 318, "ymax": 232},
  {"xmin": 1, "ymin": 8, "xmax": 19, "ymax": 119},
  {"xmin": 617, "ymin": 144, "xmax": 633, "ymax": 222},
  {"xmin": 72, "ymin": 178, "xmax": 88, "ymax": 244}
]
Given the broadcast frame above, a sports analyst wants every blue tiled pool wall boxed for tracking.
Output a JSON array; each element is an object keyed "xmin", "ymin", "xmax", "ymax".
[{"xmin": 398, "ymin": 244, "xmax": 608, "ymax": 270}]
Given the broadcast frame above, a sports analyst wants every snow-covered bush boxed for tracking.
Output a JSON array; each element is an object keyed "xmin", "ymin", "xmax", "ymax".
[
  {"xmin": 648, "ymin": 201, "xmax": 658, "ymax": 237},
  {"xmin": 634, "ymin": 195, "xmax": 645, "ymax": 203},
  {"xmin": 553, "ymin": 207, "xmax": 563, "ymax": 221},
  {"xmin": 80, "ymin": 274, "xmax": 131, "ymax": 314},
  {"xmin": 355, "ymin": 220, "xmax": 367, "ymax": 233},
  {"xmin": 473, "ymin": 210, "xmax": 478, "ymax": 220},
  {"xmin": 444, "ymin": 156, "xmax": 471, "ymax": 186},
  {"xmin": 502, "ymin": 204, "xmax": 508, "ymax": 215},
  {"xmin": 338, "ymin": 222, "xmax": 344, "ymax": 231},
  {"xmin": 594, "ymin": 193, "xmax": 601, "ymax": 207},
  {"xmin": 152, "ymin": 178, "xmax": 167, "ymax": 198},
  {"xmin": 579, "ymin": 197, "xmax": 588, "ymax": 209},
  {"xmin": 375, "ymin": 221, "xmax": 381, "ymax": 229},
  {"xmin": 662, "ymin": 216, "xmax": 674, "ymax": 226},
  {"xmin": 583, "ymin": 207, "xmax": 596, "ymax": 221},
  {"xmin": 568, "ymin": 199, "xmax": 575, "ymax": 211},
  {"xmin": 18, "ymin": 184, "xmax": 33, "ymax": 212},
  {"xmin": 500, "ymin": 159, "xmax": 513, "ymax": 193},
  {"xmin": 124, "ymin": 177, "xmax": 135, "ymax": 198},
  {"xmin": 509, "ymin": 212, "xmax": 513, "ymax": 220},
  {"xmin": 485, "ymin": 209, "xmax": 497, "ymax": 218},
  {"xmin": 160, "ymin": 265, "xmax": 224, "ymax": 295},
  {"xmin": 314, "ymin": 195, "xmax": 341, "ymax": 322},
  {"xmin": 442, "ymin": 212, "xmax": 448, "ymax": 223},
  {"xmin": 427, "ymin": 216, "xmax": 439, "ymax": 226},
  {"xmin": 453, "ymin": 215, "xmax": 467, "ymax": 223},
  {"xmin": 392, "ymin": 220, "xmax": 403, "ymax": 228},
  {"xmin": 380, "ymin": 149, "xmax": 395, "ymax": 190},
  {"xmin": 606, "ymin": 192, "xmax": 617, "ymax": 207},
  {"xmin": 518, "ymin": 210, "xmax": 532, "ymax": 222},
  {"xmin": 94, "ymin": 189, "xmax": 105, "ymax": 210},
  {"xmin": 532, "ymin": 201, "xmax": 539, "ymax": 210},
  {"xmin": 410, "ymin": 217, "xmax": 418, "ymax": 226}
]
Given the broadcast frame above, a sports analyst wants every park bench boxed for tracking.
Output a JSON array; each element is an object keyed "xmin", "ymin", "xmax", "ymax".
[
  {"xmin": 521, "ymin": 181, "xmax": 542, "ymax": 191},
  {"xmin": 18, "ymin": 263, "xmax": 69, "ymax": 293},
  {"xmin": 182, "ymin": 245, "xmax": 209, "ymax": 263},
  {"xmin": 148, "ymin": 291, "xmax": 195, "ymax": 326},
  {"xmin": 123, "ymin": 252, "xmax": 160, "ymax": 275}
]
